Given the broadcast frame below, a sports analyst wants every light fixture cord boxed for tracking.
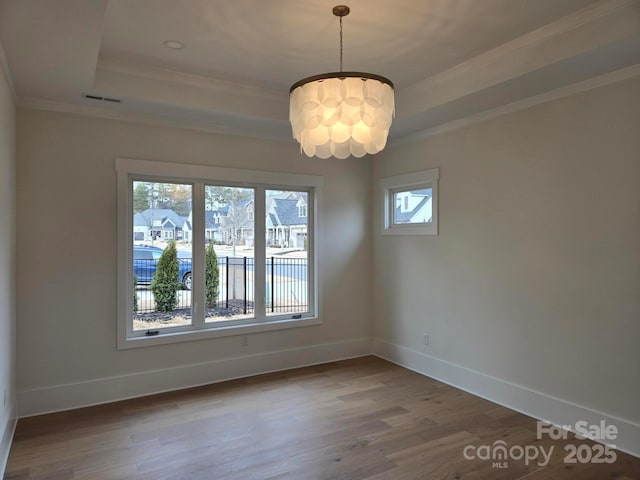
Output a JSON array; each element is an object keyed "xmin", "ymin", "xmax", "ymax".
[{"xmin": 339, "ymin": 15, "xmax": 343, "ymax": 72}]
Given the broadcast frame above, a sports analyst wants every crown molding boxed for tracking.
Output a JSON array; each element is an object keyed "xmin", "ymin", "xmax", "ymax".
[
  {"xmin": 436, "ymin": 0, "xmax": 636, "ymax": 79},
  {"xmin": 93, "ymin": 55, "xmax": 288, "ymax": 123},
  {"xmin": 18, "ymin": 63, "xmax": 639, "ymax": 147},
  {"xmin": 391, "ymin": 64, "xmax": 640, "ymax": 146},
  {"xmin": 420, "ymin": 0, "xmax": 636, "ymax": 88},
  {"xmin": 17, "ymin": 96, "xmax": 291, "ymax": 143},
  {"xmin": 398, "ymin": 0, "xmax": 639, "ymax": 119},
  {"xmin": 96, "ymin": 55, "xmax": 287, "ymax": 102},
  {"xmin": 0, "ymin": 39, "xmax": 16, "ymax": 100}
]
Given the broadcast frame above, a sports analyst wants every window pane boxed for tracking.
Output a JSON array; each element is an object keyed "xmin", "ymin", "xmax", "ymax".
[
  {"xmin": 393, "ymin": 187, "xmax": 432, "ymax": 225},
  {"xmin": 204, "ymin": 186, "xmax": 255, "ymax": 323},
  {"xmin": 265, "ymin": 190, "xmax": 309, "ymax": 316},
  {"xmin": 132, "ymin": 181, "xmax": 193, "ymax": 331}
]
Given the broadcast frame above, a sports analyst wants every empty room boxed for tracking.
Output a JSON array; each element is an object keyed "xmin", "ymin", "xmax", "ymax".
[{"xmin": 1, "ymin": 1, "xmax": 639, "ymax": 479}]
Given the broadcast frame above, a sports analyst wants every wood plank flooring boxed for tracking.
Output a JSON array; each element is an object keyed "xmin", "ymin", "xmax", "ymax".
[{"xmin": 4, "ymin": 357, "xmax": 640, "ymax": 479}]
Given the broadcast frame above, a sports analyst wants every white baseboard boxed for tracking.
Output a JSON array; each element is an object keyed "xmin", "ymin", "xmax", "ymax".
[
  {"xmin": 1, "ymin": 416, "xmax": 17, "ymax": 479},
  {"xmin": 14, "ymin": 336, "xmax": 640, "ymax": 461},
  {"xmin": 371, "ymin": 338, "xmax": 640, "ymax": 459},
  {"xmin": 17, "ymin": 337, "xmax": 371, "ymax": 418}
]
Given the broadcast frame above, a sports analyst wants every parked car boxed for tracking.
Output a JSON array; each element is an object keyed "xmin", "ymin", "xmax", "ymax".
[{"xmin": 133, "ymin": 245, "xmax": 192, "ymax": 290}]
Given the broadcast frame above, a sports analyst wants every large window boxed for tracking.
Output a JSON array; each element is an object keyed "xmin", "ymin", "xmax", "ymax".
[{"xmin": 117, "ymin": 158, "xmax": 322, "ymax": 348}]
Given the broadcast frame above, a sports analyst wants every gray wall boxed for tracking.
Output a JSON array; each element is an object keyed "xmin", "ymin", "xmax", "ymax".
[
  {"xmin": 15, "ymin": 109, "xmax": 372, "ymax": 396},
  {"xmin": 373, "ymin": 77, "xmax": 640, "ymax": 423},
  {"xmin": 10, "ymin": 73, "xmax": 640, "ymax": 454},
  {"xmin": 0, "ymin": 62, "xmax": 16, "ymax": 466}
]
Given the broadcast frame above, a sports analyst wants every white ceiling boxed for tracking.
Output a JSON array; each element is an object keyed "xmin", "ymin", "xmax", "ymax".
[
  {"xmin": 100, "ymin": 0, "xmax": 601, "ymax": 90},
  {"xmin": 1, "ymin": 0, "xmax": 639, "ymax": 143}
]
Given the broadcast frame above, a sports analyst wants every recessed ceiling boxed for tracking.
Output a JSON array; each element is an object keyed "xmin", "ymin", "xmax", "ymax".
[
  {"xmin": 100, "ymin": 0, "xmax": 600, "ymax": 90},
  {"xmin": 0, "ymin": 0, "xmax": 638, "ymax": 143}
]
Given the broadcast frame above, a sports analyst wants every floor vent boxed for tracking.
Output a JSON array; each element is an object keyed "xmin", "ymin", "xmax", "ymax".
[{"xmin": 82, "ymin": 93, "xmax": 122, "ymax": 103}]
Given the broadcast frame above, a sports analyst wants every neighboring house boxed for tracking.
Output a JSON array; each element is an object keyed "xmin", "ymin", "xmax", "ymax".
[
  {"xmin": 181, "ymin": 208, "xmax": 227, "ymax": 244},
  {"xmin": 394, "ymin": 189, "xmax": 432, "ymax": 224},
  {"xmin": 220, "ymin": 199, "xmax": 254, "ymax": 246},
  {"xmin": 133, "ymin": 209, "xmax": 189, "ymax": 242},
  {"xmin": 266, "ymin": 194, "xmax": 308, "ymax": 248},
  {"xmin": 182, "ymin": 220, "xmax": 192, "ymax": 243},
  {"xmin": 174, "ymin": 193, "xmax": 309, "ymax": 249},
  {"xmin": 205, "ymin": 207, "xmax": 227, "ymax": 243}
]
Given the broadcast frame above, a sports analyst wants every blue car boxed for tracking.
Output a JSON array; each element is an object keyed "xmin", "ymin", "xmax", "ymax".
[{"xmin": 133, "ymin": 245, "xmax": 192, "ymax": 290}]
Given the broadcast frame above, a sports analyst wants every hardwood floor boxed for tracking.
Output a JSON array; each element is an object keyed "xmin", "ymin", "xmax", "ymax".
[{"xmin": 4, "ymin": 357, "xmax": 640, "ymax": 479}]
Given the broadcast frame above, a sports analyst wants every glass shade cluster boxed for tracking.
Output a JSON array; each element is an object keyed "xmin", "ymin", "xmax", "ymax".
[{"xmin": 289, "ymin": 75, "xmax": 394, "ymax": 159}]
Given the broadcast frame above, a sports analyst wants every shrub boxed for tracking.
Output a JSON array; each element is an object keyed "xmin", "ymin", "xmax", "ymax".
[
  {"xmin": 150, "ymin": 240, "xmax": 180, "ymax": 312},
  {"xmin": 205, "ymin": 242, "xmax": 220, "ymax": 307},
  {"xmin": 133, "ymin": 274, "xmax": 138, "ymax": 313}
]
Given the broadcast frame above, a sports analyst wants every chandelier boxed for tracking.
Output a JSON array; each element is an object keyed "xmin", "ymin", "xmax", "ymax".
[{"xmin": 289, "ymin": 5, "xmax": 395, "ymax": 159}]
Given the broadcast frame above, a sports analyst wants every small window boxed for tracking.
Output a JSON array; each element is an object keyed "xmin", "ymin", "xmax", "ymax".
[
  {"xmin": 381, "ymin": 168, "xmax": 439, "ymax": 236},
  {"xmin": 392, "ymin": 187, "xmax": 432, "ymax": 225}
]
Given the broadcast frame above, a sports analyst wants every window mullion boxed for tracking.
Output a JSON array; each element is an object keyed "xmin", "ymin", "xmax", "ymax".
[
  {"xmin": 192, "ymin": 181, "xmax": 206, "ymax": 328},
  {"xmin": 254, "ymin": 186, "xmax": 266, "ymax": 321},
  {"xmin": 309, "ymin": 188, "xmax": 316, "ymax": 317},
  {"xmin": 122, "ymin": 175, "xmax": 134, "ymax": 341}
]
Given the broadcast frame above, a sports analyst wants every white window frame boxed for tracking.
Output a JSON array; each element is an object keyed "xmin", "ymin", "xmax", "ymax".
[
  {"xmin": 116, "ymin": 158, "xmax": 323, "ymax": 349},
  {"xmin": 381, "ymin": 167, "xmax": 439, "ymax": 236}
]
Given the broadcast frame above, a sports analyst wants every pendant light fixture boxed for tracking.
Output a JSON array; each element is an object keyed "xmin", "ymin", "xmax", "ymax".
[{"xmin": 289, "ymin": 5, "xmax": 395, "ymax": 159}]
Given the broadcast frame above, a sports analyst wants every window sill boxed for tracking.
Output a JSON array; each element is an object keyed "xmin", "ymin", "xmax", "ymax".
[
  {"xmin": 117, "ymin": 316, "xmax": 323, "ymax": 350},
  {"xmin": 382, "ymin": 224, "xmax": 437, "ymax": 236}
]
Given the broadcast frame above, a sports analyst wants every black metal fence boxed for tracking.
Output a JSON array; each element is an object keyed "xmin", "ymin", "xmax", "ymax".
[
  {"xmin": 134, "ymin": 256, "xmax": 308, "ymax": 316},
  {"xmin": 220, "ymin": 256, "xmax": 255, "ymax": 315},
  {"xmin": 266, "ymin": 256, "xmax": 308, "ymax": 314}
]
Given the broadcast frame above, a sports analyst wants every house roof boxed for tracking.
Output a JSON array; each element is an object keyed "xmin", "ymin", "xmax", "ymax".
[
  {"xmin": 394, "ymin": 196, "xmax": 430, "ymax": 224},
  {"xmin": 267, "ymin": 213, "xmax": 278, "ymax": 229},
  {"xmin": 205, "ymin": 209, "xmax": 226, "ymax": 229},
  {"xmin": 133, "ymin": 212, "xmax": 147, "ymax": 227},
  {"xmin": 134, "ymin": 209, "xmax": 188, "ymax": 228},
  {"xmin": 266, "ymin": 192, "xmax": 303, "ymax": 213},
  {"xmin": 268, "ymin": 199, "xmax": 306, "ymax": 227}
]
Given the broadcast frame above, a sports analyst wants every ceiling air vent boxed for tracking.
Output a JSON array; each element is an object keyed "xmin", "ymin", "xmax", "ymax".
[{"xmin": 82, "ymin": 93, "xmax": 122, "ymax": 103}]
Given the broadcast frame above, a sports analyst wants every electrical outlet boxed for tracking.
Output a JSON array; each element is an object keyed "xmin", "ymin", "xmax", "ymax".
[
  {"xmin": 241, "ymin": 335, "xmax": 249, "ymax": 347},
  {"xmin": 423, "ymin": 334, "xmax": 429, "ymax": 346}
]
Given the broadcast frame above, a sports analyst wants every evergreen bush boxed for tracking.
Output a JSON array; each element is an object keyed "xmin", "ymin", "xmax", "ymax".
[
  {"xmin": 133, "ymin": 274, "xmax": 138, "ymax": 313},
  {"xmin": 205, "ymin": 242, "xmax": 220, "ymax": 307},
  {"xmin": 150, "ymin": 241, "xmax": 180, "ymax": 312}
]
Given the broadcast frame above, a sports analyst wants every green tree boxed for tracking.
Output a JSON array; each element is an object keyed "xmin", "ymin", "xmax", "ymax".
[
  {"xmin": 150, "ymin": 241, "xmax": 180, "ymax": 312},
  {"xmin": 133, "ymin": 274, "xmax": 138, "ymax": 313},
  {"xmin": 171, "ymin": 184, "xmax": 192, "ymax": 216},
  {"xmin": 205, "ymin": 242, "xmax": 220, "ymax": 307},
  {"xmin": 133, "ymin": 182, "xmax": 150, "ymax": 212},
  {"xmin": 148, "ymin": 182, "xmax": 176, "ymax": 209}
]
